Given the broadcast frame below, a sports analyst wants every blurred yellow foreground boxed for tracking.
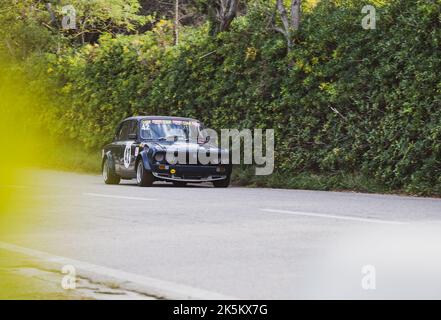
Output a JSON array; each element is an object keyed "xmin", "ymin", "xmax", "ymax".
[{"xmin": 0, "ymin": 56, "xmax": 73, "ymax": 299}]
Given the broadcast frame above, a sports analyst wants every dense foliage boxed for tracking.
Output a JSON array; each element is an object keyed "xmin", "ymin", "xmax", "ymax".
[{"xmin": 2, "ymin": 0, "xmax": 440, "ymax": 194}]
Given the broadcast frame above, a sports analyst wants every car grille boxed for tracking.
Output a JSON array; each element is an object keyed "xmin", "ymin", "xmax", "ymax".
[{"xmin": 173, "ymin": 151, "xmax": 224, "ymax": 166}]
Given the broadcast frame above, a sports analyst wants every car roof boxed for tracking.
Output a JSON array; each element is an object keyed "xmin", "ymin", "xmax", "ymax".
[{"xmin": 124, "ymin": 116, "xmax": 200, "ymax": 122}]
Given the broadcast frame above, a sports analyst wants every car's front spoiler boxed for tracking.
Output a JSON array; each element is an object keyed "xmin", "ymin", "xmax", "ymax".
[{"xmin": 152, "ymin": 172, "xmax": 227, "ymax": 183}]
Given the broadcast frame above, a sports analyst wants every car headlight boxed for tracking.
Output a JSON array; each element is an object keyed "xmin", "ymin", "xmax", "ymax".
[
  {"xmin": 167, "ymin": 155, "xmax": 178, "ymax": 164},
  {"xmin": 154, "ymin": 152, "xmax": 165, "ymax": 162},
  {"xmin": 165, "ymin": 150, "xmax": 179, "ymax": 164}
]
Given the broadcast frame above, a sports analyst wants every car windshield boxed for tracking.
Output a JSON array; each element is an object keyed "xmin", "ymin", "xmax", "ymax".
[{"xmin": 140, "ymin": 119, "xmax": 202, "ymax": 142}]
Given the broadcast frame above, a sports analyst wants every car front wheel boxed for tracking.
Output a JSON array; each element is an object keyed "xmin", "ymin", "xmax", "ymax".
[
  {"xmin": 136, "ymin": 161, "xmax": 154, "ymax": 187},
  {"xmin": 103, "ymin": 158, "xmax": 120, "ymax": 185}
]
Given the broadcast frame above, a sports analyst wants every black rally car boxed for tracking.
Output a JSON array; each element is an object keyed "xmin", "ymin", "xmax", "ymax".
[{"xmin": 102, "ymin": 116, "xmax": 232, "ymax": 187}]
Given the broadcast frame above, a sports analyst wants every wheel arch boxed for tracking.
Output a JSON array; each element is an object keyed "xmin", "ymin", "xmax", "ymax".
[
  {"xmin": 137, "ymin": 150, "xmax": 152, "ymax": 172},
  {"xmin": 102, "ymin": 151, "xmax": 116, "ymax": 171}
]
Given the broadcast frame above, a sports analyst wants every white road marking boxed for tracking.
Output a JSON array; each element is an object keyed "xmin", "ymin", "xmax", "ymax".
[
  {"xmin": 0, "ymin": 241, "xmax": 234, "ymax": 300},
  {"xmin": 83, "ymin": 193, "xmax": 157, "ymax": 201},
  {"xmin": 261, "ymin": 208, "xmax": 408, "ymax": 225}
]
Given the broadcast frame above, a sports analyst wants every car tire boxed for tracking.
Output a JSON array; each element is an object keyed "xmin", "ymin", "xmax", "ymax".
[
  {"xmin": 172, "ymin": 181, "xmax": 187, "ymax": 187},
  {"xmin": 103, "ymin": 158, "xmax": 120, "ymax": 185},
  {"xmin": 136, "ymin": 161, "xmax": 154, "ymax": 187},
  {"xmin": 213, "ymin": 176, "xmax": 230, "ymax": 188}
]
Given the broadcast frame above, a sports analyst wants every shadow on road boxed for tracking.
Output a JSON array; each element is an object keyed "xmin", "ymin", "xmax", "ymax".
[{"xmin": 118, "ymin": 181, "xmax": 213, "ymax": 189}]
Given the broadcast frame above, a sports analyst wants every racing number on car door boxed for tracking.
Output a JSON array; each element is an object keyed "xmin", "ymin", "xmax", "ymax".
[
  {"xmin": 114, "ymin": 120, "xmax": 132, "ymax": 175},
  {"xmin": 110, "ymin": 122, "xmax": 125, "ymax": 175},
  {"xmin": 120, "ymin": 120, "xmax": 138, "ymax": 177}
]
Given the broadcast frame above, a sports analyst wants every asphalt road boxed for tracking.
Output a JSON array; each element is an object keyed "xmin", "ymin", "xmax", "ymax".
[{"xmin": 2, "ymin": 170, "xmax": 441, "ymax": 299}]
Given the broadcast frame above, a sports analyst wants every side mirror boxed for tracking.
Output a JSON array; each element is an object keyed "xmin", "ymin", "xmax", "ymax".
[{"xmin": 128, "ymin": 133, "xmax": 137, "ymax": 140}]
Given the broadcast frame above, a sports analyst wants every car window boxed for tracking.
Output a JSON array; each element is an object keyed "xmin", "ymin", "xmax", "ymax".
[
  {"xmin": 118, "ymin": 121, "xmax": 131, "ymax": 141},
  {"xmin": 114, "ymin": 124, "xmax": 123, "ymax": 141},
  {"xmin": 129, "ymin": 120, "xmax": 138, "ymax": 138},
  {"xmin": 140, "ymin": 119, "xmax": 202, "ymax": 141}
]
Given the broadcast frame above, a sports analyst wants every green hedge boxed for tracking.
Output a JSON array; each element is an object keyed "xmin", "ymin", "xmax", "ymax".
[{"xmin": 47, "ymin": 0, "xmax": 441, "ymax": 194}]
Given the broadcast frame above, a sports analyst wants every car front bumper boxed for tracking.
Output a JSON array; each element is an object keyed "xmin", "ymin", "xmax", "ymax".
[
  {"xmin": 152, "ymin": 172, "xmax": 228, "ymax": 182},
  {"xmin": 151, "ymin": 164, "xmax": 231, "ymax": 183}
]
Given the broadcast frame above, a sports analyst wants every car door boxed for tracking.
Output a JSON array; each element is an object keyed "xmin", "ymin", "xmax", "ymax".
[
  {"xmin": 107, "ymin": 123, "xmax": 124, "ymax": 175},
  {"xmin": 120, "ymin": 120, "xmax": 140, "ymax": 178},
  {"xmin": 114, "ymin": 120, "xmax": 131, "ymax": 176}
]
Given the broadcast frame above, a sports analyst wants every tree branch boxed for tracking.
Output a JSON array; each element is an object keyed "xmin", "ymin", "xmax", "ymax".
[
  {"xmin": 290, "ymin": 0, "xmax": 301, "ymax": 30},
  {"xmin": 276, "ymin": 0, "xmax": 290, "ymax": 35}
]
